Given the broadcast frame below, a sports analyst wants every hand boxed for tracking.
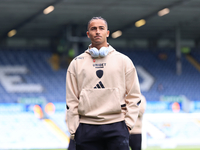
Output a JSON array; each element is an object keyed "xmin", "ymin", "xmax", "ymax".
[
  {"xmin": 127, "ymin": 126, "xmax": 131, "ymax": 131},
  {"xmin": 70, "ymin": 134, "xmax": 75, "ymax": 140}
]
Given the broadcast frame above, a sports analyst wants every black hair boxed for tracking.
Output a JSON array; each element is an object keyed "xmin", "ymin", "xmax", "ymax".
[{"xmin": 87, "ymin": 16, "xmax": 108, "ymax": 30}]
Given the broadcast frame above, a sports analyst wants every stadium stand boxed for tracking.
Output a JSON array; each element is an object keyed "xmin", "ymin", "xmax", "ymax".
[
  {"xmin": 0, "ymin": 49, "xmax": 66, "ymax": 103},
  {"xmin": 0, "ymin": 48, "xmax": 200, "ymax": 103},
  {"xmin": 119, "ymin": 48, "xmax": 200, "ymax": 101},
  {"xmin": 190, "ymin": 49, "xmax": 200, "ymax": 62},
  {"xmin": 0, "ymin": 111, "xmax": 69, "ymax": 149}
]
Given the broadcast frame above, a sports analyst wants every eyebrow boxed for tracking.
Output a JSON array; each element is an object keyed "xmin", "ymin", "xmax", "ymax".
[{"xmin": 90, "ymin": 26, "xmax": 105, "ymax": 29}]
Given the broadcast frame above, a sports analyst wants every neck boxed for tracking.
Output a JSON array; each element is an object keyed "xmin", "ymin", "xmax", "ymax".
[{"xmin": 91, "ymin": 43, "xmax": 108, "ymax": 50}]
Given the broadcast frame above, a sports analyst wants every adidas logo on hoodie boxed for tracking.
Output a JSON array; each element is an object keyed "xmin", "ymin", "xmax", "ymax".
[
  {"xmin": 94, "ymin": 70, "xmax": 105, "ymax": 89},
  {"xmin": 94, "ymin": 81, "xmax": 105, "ymax": 89}
]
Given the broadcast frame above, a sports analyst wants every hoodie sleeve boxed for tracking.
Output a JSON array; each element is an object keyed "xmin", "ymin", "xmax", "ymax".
[
  {"xmin": 139, "ymin": 95, "xmax": 146, "ymax": 116},
  {"xmin": 66, "ymin": 61, "xmax": 80, "ymax": 138},
  {"xmin": 124, "ymin": 57, "xmax": 141, "ymax": 129}
]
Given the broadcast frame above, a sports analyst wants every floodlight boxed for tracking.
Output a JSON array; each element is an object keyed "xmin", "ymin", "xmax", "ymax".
[
  {"xmin": 112, "ymin": 30, "xmax": 122, "ymax": 39},
  {"xmin": 43, "ymin": 5, "xmax": 54, "ymax": 15}
]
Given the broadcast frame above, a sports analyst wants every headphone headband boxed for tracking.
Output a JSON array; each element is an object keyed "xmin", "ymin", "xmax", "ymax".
[{"xmin": 89, "ymin": 44, "xmax": 110, "ymax": 58}]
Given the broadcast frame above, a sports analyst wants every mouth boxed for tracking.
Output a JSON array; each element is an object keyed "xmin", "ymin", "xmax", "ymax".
[{"xmin": 95, "ymin": 36, "xmax": 101, "ymax": 39}]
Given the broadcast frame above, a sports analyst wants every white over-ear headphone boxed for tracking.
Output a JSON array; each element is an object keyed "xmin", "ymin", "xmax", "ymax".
[{"xmin": 89, "ymin": 46, "xmax": 110, "ymax": 58}]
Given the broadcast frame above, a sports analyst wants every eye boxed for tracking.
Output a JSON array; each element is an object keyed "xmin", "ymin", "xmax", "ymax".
[{"xmin": 90, "ymin": 27, "xmax": 96, "ymax": 30}]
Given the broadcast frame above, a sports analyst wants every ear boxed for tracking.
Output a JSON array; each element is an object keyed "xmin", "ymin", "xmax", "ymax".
[
  {"xmin": 86, "ymin": 31, "xmax": 90, "ymax": 38},
  {"xmin": 107, "ymin": 30, "xmax": 110, "ymax": 37}
]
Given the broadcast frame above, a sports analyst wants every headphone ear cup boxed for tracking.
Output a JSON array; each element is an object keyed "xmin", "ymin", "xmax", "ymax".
[
  {"xmin": 99, "ymin": 47, "xmax": 109, "ymax": 57},
  {"xmin": 89, "ymin": 47, "xmax": 99, "ymax": 57}
]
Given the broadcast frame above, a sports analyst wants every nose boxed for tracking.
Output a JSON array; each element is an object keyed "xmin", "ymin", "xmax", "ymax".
[{"xmin": 96, "ymin": 28, "xmax": 100, "ymax": 34}]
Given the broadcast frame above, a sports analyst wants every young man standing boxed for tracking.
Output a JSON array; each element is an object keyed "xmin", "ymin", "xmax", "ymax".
[{"xmin": 66, "ymin": 16, "xmax": 141, "ymax": 150}]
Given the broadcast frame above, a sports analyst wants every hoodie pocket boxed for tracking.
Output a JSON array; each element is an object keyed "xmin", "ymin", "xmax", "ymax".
[{"xmin": 78, "ymin": 88, "xmax": 121, "ymax": 117}]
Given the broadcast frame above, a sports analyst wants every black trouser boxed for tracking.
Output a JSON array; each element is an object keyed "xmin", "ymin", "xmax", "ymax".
[
  {"xmin": 129, "ymin": 134, "xmax": 142, "ymax": 150},
  {"xmin": 68, "ymin": 139, "xmax": 76, "ymax": 150},
  {"xmin": 75, "ymin": 121, "xmax": 130, "ymax": 150}
]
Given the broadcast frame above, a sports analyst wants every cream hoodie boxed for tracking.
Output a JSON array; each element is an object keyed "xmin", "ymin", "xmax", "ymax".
[
  {"xmin": 66, "ymin": 45, "xmax": 141, "ymax": 136},
  {"xmin": 130, "ymin": 94, "xmax": 146, "ymax": 134}
]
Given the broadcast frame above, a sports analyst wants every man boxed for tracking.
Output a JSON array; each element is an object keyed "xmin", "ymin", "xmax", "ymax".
[
  {"xmin": 129, "ymin": 94, "xmax": 146, "ymax": 150},
  {"xmin": 66, "ymin": 16, "xmax": 141, "ymax": 150}
]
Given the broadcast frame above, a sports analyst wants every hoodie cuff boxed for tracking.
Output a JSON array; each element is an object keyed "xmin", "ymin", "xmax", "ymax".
[{"xmin": 70, "ymin": 134, "xmax": 75, "ymax": 140}]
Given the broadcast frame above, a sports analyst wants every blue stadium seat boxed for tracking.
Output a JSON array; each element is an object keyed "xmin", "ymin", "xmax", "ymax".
[{"xmin": 0, "ymin": 48, "xmax": 200, "ymax": 103}]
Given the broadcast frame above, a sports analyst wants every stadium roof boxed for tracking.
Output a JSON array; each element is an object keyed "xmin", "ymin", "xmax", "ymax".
[{"xmin": 0, "ymin": 0, "xmax": 200, "ymax": 42}]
